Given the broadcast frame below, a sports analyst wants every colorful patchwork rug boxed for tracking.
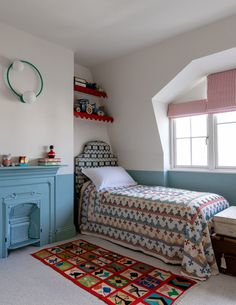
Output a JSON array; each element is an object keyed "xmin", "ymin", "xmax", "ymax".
[{"xmin": 32, "ymin": 239, "xmax": 196, "ymax": 305}]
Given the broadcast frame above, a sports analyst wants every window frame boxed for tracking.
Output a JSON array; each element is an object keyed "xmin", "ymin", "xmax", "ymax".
[
  {"xmin": 171, "ymin": 115, "xmax": 209, "ymax": 169},
  {"xmin": 214, "ymin": 113, "xmax": 236, "ymax": 170},
  {"xmin": 171, "ymin": 112, "xmax": 236, "ymax": 171}
]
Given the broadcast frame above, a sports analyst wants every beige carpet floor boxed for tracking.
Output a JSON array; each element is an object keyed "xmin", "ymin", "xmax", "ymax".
[{"xmin": 0, "ymin": 234, "xmax": 236, "ymax": 305}]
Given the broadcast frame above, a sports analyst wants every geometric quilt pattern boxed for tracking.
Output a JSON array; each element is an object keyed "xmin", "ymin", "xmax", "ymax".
[
  {"xmin": 32, "ymin": 239, "xmax": 196, "ymax": 305},
  {"xmin": 80, "ymin": 181, "xmax": 229, "ymax": 279}
]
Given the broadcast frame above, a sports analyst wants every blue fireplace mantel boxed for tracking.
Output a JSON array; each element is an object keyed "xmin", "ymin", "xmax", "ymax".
[
  {"xmin": 0, "ymin": 166, "xmax": 75, "ymax": 258},
  {"xmin": 0, "ymin": 165, "xmax": 62, "ymax": 178}
]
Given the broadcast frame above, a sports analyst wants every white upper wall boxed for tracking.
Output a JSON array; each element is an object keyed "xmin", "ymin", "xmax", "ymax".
[
  {"xmin": 92, "ymin": 14, "xmax": 236, "ymax": 171},
  {"xmin": 0, "ymin": 22, "xmax": 74, "ymax": 174},
  {"xmin": 74, "ymin": 63, "xmax": 93, "ymax": 83},
  {"xmin": 173, "ymin": 78, "xmax": 207, "ymax": 104},
  {"xmin": 74, "ymin": 64, "xmax": 110, "ymax": 156}
]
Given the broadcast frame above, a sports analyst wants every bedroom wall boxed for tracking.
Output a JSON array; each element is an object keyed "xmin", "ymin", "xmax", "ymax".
[
  {"xmin": 0, "ymin": 22, "xmax": 75, "ymax": 236},
  {"xmin": 168, "ymin": 171, "xmax": 236, "ymax": 206},
  {"xmin": 172, "ymin": 78, "xmax": 206, "ymax": 103},
  {"xmin": 91, "ymin": 14, "xmax": 236, "ymax": 204},
  {"xmin": 74, "ymin": 63, "xmax": 110, "ymax": 157}
]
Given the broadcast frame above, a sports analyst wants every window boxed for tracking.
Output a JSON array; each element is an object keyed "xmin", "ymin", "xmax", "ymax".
[
  {"xmin": 173, "ymin": 115, "xmax": 208, "ymax": 167},
  {"xmin": 215, "ymin": 111, "xmax": 236, "ymax": 168},
  {"xmin": 171, "ymin": 111, "xmax": 236, "ymax": 170}
]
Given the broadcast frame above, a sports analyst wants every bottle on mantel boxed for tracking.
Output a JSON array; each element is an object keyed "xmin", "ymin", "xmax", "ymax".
[{"xmin": 47, "ymin": 145, "xmax": 56, "ymax": 159}]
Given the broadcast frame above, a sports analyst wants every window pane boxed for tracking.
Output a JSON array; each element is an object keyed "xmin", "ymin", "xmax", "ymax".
[
  {"xmin": 217, "ymin": 123, "xmax": 236, "ymax": 167},
  {"xmin": 191, "ymin": 115, "xmax": 207, "ymax": 137},
  {"xmin": 176, "ymin": 139, "xmax": 191, "ymax": 166},
  {"xmin": 192, "ymin": 138, "xmax": 208, "ymax": 166},
  {"xmin": 175, "ymin": 117, "xmax": 190, "ymax": 138},
  {"xmin": 216, "ymin": 111, "xmax": 236, "ymax": 123}
]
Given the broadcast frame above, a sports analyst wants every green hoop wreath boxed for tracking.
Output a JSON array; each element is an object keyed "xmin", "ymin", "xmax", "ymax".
[{"xmin": 6, "ymin": 60, "xmax": 44, "ymax": 103}]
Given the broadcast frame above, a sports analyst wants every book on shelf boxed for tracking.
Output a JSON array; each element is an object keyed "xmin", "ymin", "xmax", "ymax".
[
  {"xmin": 74, "ymin": 77, "xmax": 87, "ymax": 84},
  {"xmin": 39, "ymin": 162, "xmax": 61, "ymax": 166},
  {"xmin": 74, "ymin": 81, "xmax": 87, "ymax": 87},
  {"xmin": 74, "ymin": 76, "xmax": 86, "ymax": 82},
  {"xmin": 38, "ymin": 160, "xmax": 61, "ymax": 162},
  {"xmin": 38, "ymin": 158, "xmax": 61, "ymax": 166}
]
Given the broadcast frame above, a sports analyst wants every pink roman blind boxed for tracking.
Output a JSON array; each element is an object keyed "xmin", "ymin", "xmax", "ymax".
[
  {"xmin": 207, "ymin": 68, "xmax": 236, "ymax": 113},
  {"xmin": 167, "ymin": 99, "xmax": 207, "ymax": 118},
  {"xmin": 168, "ymin": 68, "xmax": 236, "ymax": 118}
]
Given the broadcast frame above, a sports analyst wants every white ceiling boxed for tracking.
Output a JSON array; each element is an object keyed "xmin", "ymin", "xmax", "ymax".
[{"xmin": 1, "ymin": 0, "xmax": 236, "ymax": 67}]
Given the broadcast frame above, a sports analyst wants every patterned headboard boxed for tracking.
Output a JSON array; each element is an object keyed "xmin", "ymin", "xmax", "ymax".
[{"xmin": 74, "ymin": 140, "xmax": 118, "ymax": 197}]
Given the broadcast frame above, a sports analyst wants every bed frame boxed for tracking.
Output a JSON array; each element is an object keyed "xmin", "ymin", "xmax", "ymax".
[{"xmin": 74, "ymin": 141, "xmax": 230, "ymax": 279}]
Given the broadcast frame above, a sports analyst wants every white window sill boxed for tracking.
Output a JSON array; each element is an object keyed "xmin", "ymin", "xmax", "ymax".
[{"xmin": 169, "ymin": 168, "xmax": 236, "ymax": 174}]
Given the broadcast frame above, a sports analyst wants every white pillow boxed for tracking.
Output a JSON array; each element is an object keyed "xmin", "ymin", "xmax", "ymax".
[{"xmin": 81, "ymin": 166, "xmax": 137, "ymax": 191}]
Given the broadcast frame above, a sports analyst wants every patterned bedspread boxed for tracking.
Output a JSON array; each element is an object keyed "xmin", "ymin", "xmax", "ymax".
[{"xmin": 79, "ymin": 182, "xmax": 229, "ymax": 280}]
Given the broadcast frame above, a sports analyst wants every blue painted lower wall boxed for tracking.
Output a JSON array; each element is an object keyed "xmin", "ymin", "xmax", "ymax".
[
  {"xmin": 128, "ymin": 170, "xmax": 236, "ymax": 206},
  {"xmin": 55, "ymin": 174, "xmax": 76, "ymax": 240},
  {"xmin": 168, "ymin": 171, "xmax": 236, "ymax": 206},
  {"xmin": 127, "ymin": 170, "xmax": 166, "ymax": 186}
]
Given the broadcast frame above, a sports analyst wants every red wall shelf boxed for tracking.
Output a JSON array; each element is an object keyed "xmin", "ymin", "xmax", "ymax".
[
  {"xmin": 74, "ymin": 84, "xmax": 107, "ymax": 98},
  {"xmin": 74, "ymin": 111, "xmax": 113, "ymax": 123}
]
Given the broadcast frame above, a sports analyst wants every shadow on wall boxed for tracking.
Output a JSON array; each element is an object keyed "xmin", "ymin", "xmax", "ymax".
[
  {"xmin": 127, "ymin": 170, "xmax": 167, "ymax": 187},
  {"xmin": 0, "ymin": 55, "xmax": 16, "ymax": 102}
]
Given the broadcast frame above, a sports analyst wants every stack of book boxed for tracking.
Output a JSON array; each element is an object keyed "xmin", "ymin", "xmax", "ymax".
[
  {"xmin": 74, "ymin": 77, "xmax": 87, "ymax": 87},
  {"xmin": 38, "ymin": 158, "xmax": 61, "ymax": 166}
]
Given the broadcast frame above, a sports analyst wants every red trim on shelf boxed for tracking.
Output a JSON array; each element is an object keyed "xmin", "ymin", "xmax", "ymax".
[
  {"xmin": 74, "ymin": 111, "xmax": 113, "ymax": 122},
  {"xmin": 74, "ymin": 84, "xmax": 107, "ymax": 98}
]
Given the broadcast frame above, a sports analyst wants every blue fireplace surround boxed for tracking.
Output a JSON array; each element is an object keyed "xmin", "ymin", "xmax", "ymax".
[{"xmin": 0, "ymin": 166, "xmax": 75, "ymax": 258}]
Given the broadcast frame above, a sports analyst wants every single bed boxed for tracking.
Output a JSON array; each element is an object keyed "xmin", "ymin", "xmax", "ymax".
[{"xmin": 75, "ymin": 141, "xmax": 229, "ymax": 280}]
